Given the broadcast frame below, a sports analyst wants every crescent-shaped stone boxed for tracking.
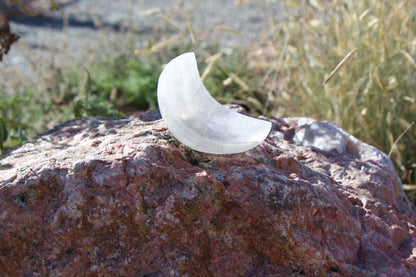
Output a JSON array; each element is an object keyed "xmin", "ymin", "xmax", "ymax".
[{"xmin": 157, "ymin": 52, "xmax": 272, "ymax": 154}]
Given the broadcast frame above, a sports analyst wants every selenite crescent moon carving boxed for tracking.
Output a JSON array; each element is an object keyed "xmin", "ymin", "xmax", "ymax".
[{"xmin": 157, "ymin": 52, "xmax": 272, "ymax": 154}]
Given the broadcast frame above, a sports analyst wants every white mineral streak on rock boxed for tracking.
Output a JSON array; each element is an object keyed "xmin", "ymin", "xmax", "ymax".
[
  {"xmin": 293, "ymin": 121, "xmax": 347, "ymax": 154},
  {"xmin": 290, "ymin": 118, "xmax": 397, "ymax": 178}
]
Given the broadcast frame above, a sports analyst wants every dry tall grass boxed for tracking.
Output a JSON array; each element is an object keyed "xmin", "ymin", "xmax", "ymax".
[{"xmin": 248, "ymin": 0, "xmax": 416, "ymax": 186}]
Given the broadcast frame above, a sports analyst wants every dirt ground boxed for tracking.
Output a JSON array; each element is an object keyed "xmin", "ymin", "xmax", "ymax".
[
  {"xmin": 0, "ymin": 0, "xmax": 286, "ymax": 92},
  {"xmin": 0, "ymin": 0, "xmax": 73, "ymax": 18}
]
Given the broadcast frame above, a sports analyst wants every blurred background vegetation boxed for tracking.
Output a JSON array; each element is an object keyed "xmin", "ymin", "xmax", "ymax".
[{"xmin": 0, "ymin": 0, "xmax": 415, "ymax": 201}]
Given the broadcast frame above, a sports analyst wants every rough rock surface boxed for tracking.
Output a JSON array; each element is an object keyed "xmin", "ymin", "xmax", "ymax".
[{"xmin": 0, "ymin": 110, "xmax": 415, "ymax": 276}]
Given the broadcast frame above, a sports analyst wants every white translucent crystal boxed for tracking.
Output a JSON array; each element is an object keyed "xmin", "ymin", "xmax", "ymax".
[{"xmin": 157, "ymin": 52, "xmax": 271, "ymax": 154}]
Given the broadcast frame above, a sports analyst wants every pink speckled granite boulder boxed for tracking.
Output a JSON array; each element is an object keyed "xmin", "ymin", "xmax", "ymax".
[{"xmin": 0, "ymin": 110, "xmax": 415, "ymax": 276}]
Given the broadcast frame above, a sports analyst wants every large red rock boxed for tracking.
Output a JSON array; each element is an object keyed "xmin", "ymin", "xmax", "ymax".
[{"xmin": 0, "ymin": 111, "xmax": 415, "ymax": 276}]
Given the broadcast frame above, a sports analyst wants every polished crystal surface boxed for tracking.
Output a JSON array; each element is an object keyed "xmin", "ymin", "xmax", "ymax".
[{"xmin": 157, "ymin": 52, "xmax": 271, "ymax": 154}]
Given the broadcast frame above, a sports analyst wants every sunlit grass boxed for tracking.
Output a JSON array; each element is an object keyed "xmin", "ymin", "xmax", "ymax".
[
  {"xmin": 247, "ymin": 0, "xmax": 416, "ymax": 186},
  {"xmin": 0, "ymin": 53, "xmax": 165, "ymax": 153}
]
